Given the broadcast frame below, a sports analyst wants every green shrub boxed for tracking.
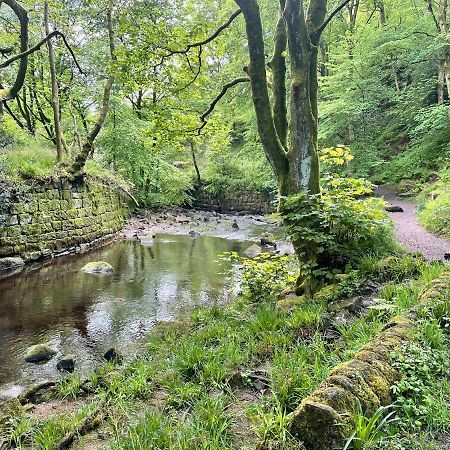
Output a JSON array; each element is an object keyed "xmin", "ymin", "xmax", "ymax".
[
  {"xmin": 226, "ymin": 253, "xmax": 297, "ymax": 302},
  {"xmin": 419, "ymin": 190, "xmax": 450, "ymax": 238},
  {"xmin": 281, "ymin": 175, "xmax": 395, "ymax": 277}
]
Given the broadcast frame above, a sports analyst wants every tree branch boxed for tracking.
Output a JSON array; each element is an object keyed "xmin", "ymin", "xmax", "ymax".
[
  {"xmin": 0, "ymin": 30, "xmax": 83, "ymax": 74},
  {"xmin": 425, "ymin": 0, "xmax": 440, "ymax": 31},
  {"xmin": 1, "ymin": 0, "xmax": 28, "ymax": 102},
  {"xmin": 0, "ymin": 46, "xmax": 14, "ymax": 56},
  {"xmin": 163, "ymin": 9, "xmax": 242, "ymax": 57},
  {"xmin": 313, "ymin": 0, "xmax": 353, "ymax": 37},
  {"xmin": 197, "ymin": 76, "xmax": 250, "ymax": 134}
]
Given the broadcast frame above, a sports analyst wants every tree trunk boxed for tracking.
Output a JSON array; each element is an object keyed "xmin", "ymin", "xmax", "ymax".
[
  {"xmin": 44, "ymin": 2, "xmax": 65, "ymax": 161},
  {"xmin": 377, "ymin": 0, "xmax": 386, "ymax": 25},
  {"xmin": 190, "ymin": 141, "xmax": 201, "ymax": 186},
  {"xmin": 70, "ymin": 1, "xmax": 115, "ymax": 175},
  {"xmin": 438, "ymin": 0, "xmax": 449, "ymax": 103},
  {"xmin": 0, "ymin": 0, "xmax": 29, "ymax": 107}
]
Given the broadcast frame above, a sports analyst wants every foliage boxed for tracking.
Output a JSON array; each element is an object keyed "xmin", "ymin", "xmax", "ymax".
[
  {"xmin": 342, "ymin": 401, "xmax": 397, "ymax": 450},
  {"xmin": 225, "ymin": 252, "xmax": 297, "ymax": 302},
  {"xmin": 281, "ymin": 175, "xmax": 394, "ymax": 277},
  {"xmin": 418, "ymin": 169, "xmax": 450, "ymax": 238},
  {"xmin": 390, "ymin": 330, "xmax": 450, "ymax": 431}
]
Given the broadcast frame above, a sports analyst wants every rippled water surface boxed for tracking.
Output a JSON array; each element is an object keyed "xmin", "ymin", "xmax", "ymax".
[{"xmin": 0, "ymin": 234, "xmax": 250, "ymax": 397}]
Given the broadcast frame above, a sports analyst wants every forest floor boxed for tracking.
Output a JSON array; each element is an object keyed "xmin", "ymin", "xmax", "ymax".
[{"xmin": 377, "ymin": 186, "xmax": 450, "ymax": 261}]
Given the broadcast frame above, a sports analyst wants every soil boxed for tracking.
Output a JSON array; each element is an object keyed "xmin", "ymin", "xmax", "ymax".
[{"xmin": 377, "ymin": 187, "xmax": 450, "ymax": 261}]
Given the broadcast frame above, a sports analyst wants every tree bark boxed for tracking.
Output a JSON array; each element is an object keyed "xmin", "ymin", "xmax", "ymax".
[
  {"xmin": 234, "ymin": 0, "xmax": 290, "ymax": 195},
  {"xmin": 270, "ymin": 0, "xmax": 288, "ymax": 150},
  {"xmin": 437, "ymin": 0, "xmax": 449, "ymax": 103},
  {"xmin": 0, "ymin": 0, "xmax": 28, "ymax": 105},
  {"xmin": 44, "ymin": 2, "xmax": 65, "ymax": 161},
  {"xmin": 70, "ymin": 1, "xmax": 115, "ymax": 175}
]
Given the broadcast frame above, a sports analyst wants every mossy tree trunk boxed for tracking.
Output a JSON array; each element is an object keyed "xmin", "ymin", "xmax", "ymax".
[
  {"xmin": 235, "ymin": 0, "xmax": 350, "ymax": 288},
  {"xmin": 234, "ymin": 0, "xmax": 347, "ymax": 198},
  {"xmin": 70, "ymin": 1, "xmax": 116, "ymax": 175}
]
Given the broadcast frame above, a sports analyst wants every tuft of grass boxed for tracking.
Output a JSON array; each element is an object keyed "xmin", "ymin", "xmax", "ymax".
[{"xmin": 342, "ymin": 400, "xmax": 397, "ymax": 450}]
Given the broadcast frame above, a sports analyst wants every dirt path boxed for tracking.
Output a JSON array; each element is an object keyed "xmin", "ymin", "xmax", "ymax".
[{"xmin": 377, "ymin": 187, "xmax": 450, "ymax": 261}]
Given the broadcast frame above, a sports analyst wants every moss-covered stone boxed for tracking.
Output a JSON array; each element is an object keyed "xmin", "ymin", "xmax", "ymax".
[{"xmin": 0, "ymin": 178, "xmax": 130, "ymax": 262}]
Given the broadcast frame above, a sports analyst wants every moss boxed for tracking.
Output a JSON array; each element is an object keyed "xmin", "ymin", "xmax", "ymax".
[
  {"xmin": 310, "ymin": 385, "xmax": 358, "ymax": 414},
  {"xmin": 334, "ymin": 361, "xmax": 392, "ymax": 405},
  {"xmin": 327, "ymin": 372, "xmax": 381, "ymax": 412},
  {"xmin": 313, "ymin": 283, "xmax": 339, "ymax": 302},
  {"xmin": 276, "ymin": 295, "xmax": 306, "ymax": 311},
  {"xmin": 290, "ymin": 401, "xmax": 343, "ymax": 450}
]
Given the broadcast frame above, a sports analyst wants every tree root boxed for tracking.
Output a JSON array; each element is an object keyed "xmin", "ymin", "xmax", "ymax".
[
  {"xmin": 51, "ymin": 398, "xmax": 108, "ymax": 449},
  {"xmin": 18, "ymin": 381, "xmax": 57, "ymax": 405}
]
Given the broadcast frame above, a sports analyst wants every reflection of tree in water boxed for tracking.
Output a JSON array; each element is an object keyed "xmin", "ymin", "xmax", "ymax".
[{"xmin": 0, "ymin": 235, "xmax": 248, "ymax": 388}]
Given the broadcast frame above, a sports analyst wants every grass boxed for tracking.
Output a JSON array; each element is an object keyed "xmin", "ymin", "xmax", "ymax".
[
  {"xmin": 1, "ymin": 255, "xmax": 449, "ymax": 449},
  {"xmin": 0, "ymin": 140, "xmax": 130, "ymax": 194}
]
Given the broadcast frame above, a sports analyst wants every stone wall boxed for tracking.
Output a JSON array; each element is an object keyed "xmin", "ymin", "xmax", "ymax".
[
  {"xmin": 0, "ymin": 177, "xmax": 130, "ymax": 265},
  {"xmin": 193, "ymin": 187, "xmax": 275, "ymax": 214}
]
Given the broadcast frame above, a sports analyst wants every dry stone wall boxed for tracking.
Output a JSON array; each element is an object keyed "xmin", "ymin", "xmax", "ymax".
[
  {"xmin": 193, "ymin": 187, "xmax": 275, "ymax": 214},
  {"xmin": 0, "ymin": 177, "xmax": 129, "ymax": 265}
]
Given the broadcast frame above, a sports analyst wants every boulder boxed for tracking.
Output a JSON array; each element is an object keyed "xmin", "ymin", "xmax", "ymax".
[
  {"xmin": 244, "ymin": 244, "xmax": 261, "ymax": 258},
  {"xmin": 56, "ymin": 355, "xmax": 75, "ymax": 373},
  {"xmin": 103, "ymin": 347, "xmax": 121, "ymax": 363},
  {"xmin": 25, "ymin": 344, "xmax": 56, "ymax": 363},
  {"xmin": 385, "ymin": 205, "xmax": 404, "ymax": 213},
  {"xmin": 81, "ymin": 261, "xmax": 113, "ymax": 274},
  {"xmin": 260, "ymin": 233, "xmax": 277, "ymax": 249},
  {"xmin": 0, "ymin": 257, "xmax": 25, "ymax": 271},
  {"xmin": 232, "ymin": 220, "xmax": 239, "ymax": 230}
]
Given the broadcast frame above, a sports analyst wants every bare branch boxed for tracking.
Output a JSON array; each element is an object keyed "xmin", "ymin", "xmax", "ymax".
[
  {"xmin": 152, "ymin": 9, "xmax": 242, "ymax": 70},
  {"xmin": 313, "ymin": 0, "xmax": 353, "ymax": 37},
  {"xmin": 197, "ymin": 77, "xmax": 250, "ymax": 134},
  {"xmin": 425, "ymin": 0, "xmax": 440, "ymax": 31},
  {"xmin": 165, "ymin": 9, "xmax": 242, "ymax": 56},
  {"xmin": 0, "ymin": 30, "xmax": 83, "ymax": 74}
]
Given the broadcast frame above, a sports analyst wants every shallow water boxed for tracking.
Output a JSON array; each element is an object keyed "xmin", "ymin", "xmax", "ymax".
[{"xmin": 0, "ymin": 234, "xmax": 251, "ymax": 398}]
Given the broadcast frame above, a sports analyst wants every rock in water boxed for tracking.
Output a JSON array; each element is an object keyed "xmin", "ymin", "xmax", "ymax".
[
  {"xmin": 25, "ymin": 344, "xmax": 56, "ymax": 363},
  {"xmin": 104, "ymin": 347, "xmax": 121, "ymax": 363},
  {"xmin": 56, "ymin": 355, "xmax": 75, "ymax": 373},
  {"xmin": 81, "ymin": 261, "xmax": 113, "ymax": 274},
  {"xmin": 0, "ymin": 257, "xmax": 25, "ymax": 271},
  {"xmin": 232, "ymin": 220, "xmax": 239, "ymax": 230},
  {"xmin": 260, "ymin": 233, "xmax": 277, "ymax": 249},
  {"xmin": 385, "ymin": 205, "xmax": 404, "ymax": 213},
  {"xmin": 188, "ymin": 230, "xmax": 200, "ymax": 238}
]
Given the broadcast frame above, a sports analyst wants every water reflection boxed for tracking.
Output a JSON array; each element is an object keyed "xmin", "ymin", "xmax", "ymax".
[{"xmin": 0, "ymin": 234, "xmax": 249, "ymax": 396}]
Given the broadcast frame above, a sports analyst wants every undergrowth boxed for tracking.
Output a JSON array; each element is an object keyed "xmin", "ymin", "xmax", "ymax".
[{"xmin": 0, "ymin": 254, "xmax": 448, "ymax": 450}]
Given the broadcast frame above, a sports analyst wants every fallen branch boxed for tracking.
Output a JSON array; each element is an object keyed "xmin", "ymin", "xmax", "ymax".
[
  {"xmin": 18, "ymin": 381, "xmax": 57, "ymax": 405},
  {"xmin": 51, "ymin": 397, "xmax": 108, "ymax": 450}
]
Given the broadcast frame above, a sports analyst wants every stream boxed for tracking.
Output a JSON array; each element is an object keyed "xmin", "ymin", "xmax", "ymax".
[{"xmin": 0, "ymin": 216, "xmax": 279, "ymax": 399}]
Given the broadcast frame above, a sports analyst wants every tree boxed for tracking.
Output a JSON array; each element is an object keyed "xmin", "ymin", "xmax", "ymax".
[
  {"xmin": 44, "ymin": 1, "xmax": 66, "ymax": 160},
  {"xmin": 70, "ymin": 0, "xmax": 116, "ymax": 175},
  {"xmin": 232, "ymin": 0, "xmax": 351, "ymax": 199}
]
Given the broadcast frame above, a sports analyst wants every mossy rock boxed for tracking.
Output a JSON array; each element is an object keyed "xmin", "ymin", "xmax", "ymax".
[
  {"xmin": 313, "ymin": 283, "xmax": 339, "ymax": 303},
  {"xmin": 25, "ymin": 344, "xmax": 56, "ymax": 363},
  {"xmin": 81, "ymin": 261, "xmax": 114, "ymax": 274},
  {"xmin": 276, "ymin": 295, "xmax": 305, "ymax": 311}
]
